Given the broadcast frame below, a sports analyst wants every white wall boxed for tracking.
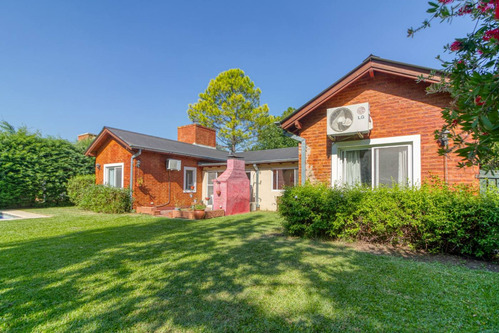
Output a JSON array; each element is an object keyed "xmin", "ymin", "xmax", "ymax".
[{"xmin": 202, "ymin": 162, "xmax": 298, "ymax": 211}]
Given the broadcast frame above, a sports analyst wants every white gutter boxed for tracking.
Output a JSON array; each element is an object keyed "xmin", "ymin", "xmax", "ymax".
[
  {"xmin": 277, "ymin": 122, "xmax": 306, "ymax": 185},
  {"xmin": 252, "ymin": 164, "xmax": 260, "ymax": 209},
  {"xmin": 129, "ymin": 149, "xmax": 142, "ymax": 205}
]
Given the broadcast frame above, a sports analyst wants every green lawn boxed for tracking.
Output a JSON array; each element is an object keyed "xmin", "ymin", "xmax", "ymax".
[{"xmin": 0, "ymin": 207, "xmax": 498, "ymax": 332}]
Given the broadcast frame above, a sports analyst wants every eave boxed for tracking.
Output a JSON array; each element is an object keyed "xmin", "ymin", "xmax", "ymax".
[{"xmin": 280, "ymin": 55, "xmax": 443, "ymax": 131}]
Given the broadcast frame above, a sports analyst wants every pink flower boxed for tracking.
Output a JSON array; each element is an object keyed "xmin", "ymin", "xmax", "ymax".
[
  {"xmin": 475, "ymin": 96, "xmax": 485, "ymax": 106},
  {"xmin": 483, "ymin": 28, "xmax": 499, "ymax": 41},
  {"xmin": 478, "ymin": 1, "xmax": 495, "ymax": 13},
  {"xmin": 458, "ymin": 5, "xmax": 473, "ymax": 15},
  {"xmin": 438, "ymin": 0, "xmax": 453, "ymax": 3},
  {"xmin": 450, "ymin": 41, "xmax": 462, "ymax": 51}
]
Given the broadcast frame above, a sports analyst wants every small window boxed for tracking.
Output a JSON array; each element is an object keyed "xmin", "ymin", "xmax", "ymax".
[
  {"xmin": 184, "ymin": 167, "xmax": 197, "ymax": 192},
  {"xmin": 272, "ymin": 169, "xmax": 297, "ymax": 190},
  {"xmin": 104, "ymin": 163, "xmax": 124, "ymax": 188}
]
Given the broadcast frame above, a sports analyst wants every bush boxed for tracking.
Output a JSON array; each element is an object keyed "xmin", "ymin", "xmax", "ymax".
[
  {"xmin": 78, "ymin": 185, "xmax": 131, "ymax": 214},
  {"xmin": 67, "ymin": 175, "xmax": 95, "ymax": 205},
  {"xmin": 278, "ymin": 183, "xmax": 499, "ymax": 259},
  {"xmin": 0, "ymin": 124, "xmax": 94, "ymax": 208}
]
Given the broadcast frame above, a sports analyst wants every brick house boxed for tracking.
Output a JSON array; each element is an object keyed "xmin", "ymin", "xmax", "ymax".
[
  {"xmin": 280, "ymin": 55, "xmax": 479, "ymax": 187},
  {"xmin": 85, "ymin": 124, "xmax": 298, "ymax": 212}
]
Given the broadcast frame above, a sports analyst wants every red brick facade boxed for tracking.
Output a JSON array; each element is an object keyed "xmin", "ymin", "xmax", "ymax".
[
  {"xmin": 178, "ymin": 124, "xmax": 216, "ymax": 148},
  {"xmin": 296, "ymin": 72, "xmax": 478, "ymax": 186},
  {"xmin": 95, "ymin": 138, "xmax": 132, "ymax": 189},
  {"xmin": 94, "ymin": 136, "xmax": 204, "ymax": 209},
  {"xmin": 133, "ymin": 151, "xmax": 203, "ymax": 208}
]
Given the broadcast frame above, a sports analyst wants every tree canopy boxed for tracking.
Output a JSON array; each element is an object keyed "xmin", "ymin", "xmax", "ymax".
[
  {"xmin": 409, "ymin": 0, "xmax": 499, "ymax": 170},
  {"xmin": 252, "ymin": 107, "xmax": 298, "ymax": 151},
  {"xmin": 187, "ymin": 69, "xmax": 271, "ymax": 153}
]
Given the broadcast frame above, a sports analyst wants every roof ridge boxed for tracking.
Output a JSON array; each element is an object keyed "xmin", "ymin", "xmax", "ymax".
[{"xmin": 104, "ymin": 126, "xmax": 228, "ymax": 152}]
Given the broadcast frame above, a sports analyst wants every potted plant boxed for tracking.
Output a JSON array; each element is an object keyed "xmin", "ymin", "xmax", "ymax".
[{"xmin": 193, "ymin": 203, "xmax": 206, "ymax": 219}]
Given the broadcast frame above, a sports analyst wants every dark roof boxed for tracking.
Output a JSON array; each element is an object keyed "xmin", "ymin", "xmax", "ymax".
[
  {"xmin": 92, "ymin": 127, "xmax": 298, "ymax": 164},
  {"xmin": 106, "ymin": 127, "xmax": 229, "ymax": 162},
  {"xmin": 199, "ymin": 147, "xmax": 299, "ymax": 166}
]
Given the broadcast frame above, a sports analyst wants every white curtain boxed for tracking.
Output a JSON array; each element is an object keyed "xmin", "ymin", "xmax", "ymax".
[
  {"xmin": 398, "ymin": 148, "xmax": 408, "ymax": 185},
  {"xmin": 345, "ymin": 150, "xmax": 361, "ymax": 186}
]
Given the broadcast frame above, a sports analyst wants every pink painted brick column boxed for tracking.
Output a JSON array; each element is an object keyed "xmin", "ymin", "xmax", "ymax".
[{"xmin": 212, "ymin": 158, "xmax": 250, "ymax": 215}]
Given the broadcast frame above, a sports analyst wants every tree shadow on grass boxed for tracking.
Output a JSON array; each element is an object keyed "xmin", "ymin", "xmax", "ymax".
[{"xmin": 0, "ymin": 213, "xmax": 497, "ymax": 332}]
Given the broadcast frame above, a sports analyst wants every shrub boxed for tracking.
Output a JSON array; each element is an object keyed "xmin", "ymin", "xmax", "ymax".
[
  {"xmin": 67, "ymin": 175, "xmax": 95, "ymax": 205},
  {"xmin": 0, "ymin": 124, "xmax": 94, "ymax": 208},
  {"xmin": 78, "ymin": 185, "xmax": 131, "ymax": 214},
  {"xmin": 278, "ymin": 183, "xmax": 499, "ymax": 259}
]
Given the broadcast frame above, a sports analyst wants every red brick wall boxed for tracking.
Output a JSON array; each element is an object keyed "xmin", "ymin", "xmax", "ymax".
[
  {"xmin": 96, "ymin": 137, "xmax": 204, "ymax": 209},
  {"xmin": 95, "ymin": 138, "xmax": 132, "ymax": 188},
  {"xmin": 133, "ymin": 151, "xmax": 203, "ymax": 208},
  {"xmin": 178, "ymin": 124, "xmax": 216, "ymax": 147},
  {"xmin": 299, "ymin": 72, "xmax": 478, "ymax": 186}
]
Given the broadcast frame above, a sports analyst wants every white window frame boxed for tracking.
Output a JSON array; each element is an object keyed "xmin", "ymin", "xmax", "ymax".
[
  {"xmin": 103, "ymin": 162, "xmax": 124, "ymax": 188},
  {"xmin": 205, "ymin": 171, "xmax": 219, "ymax": 205},
  {"xmin": 183, "ymin": 167, "xmax": 197, "ymax": 193},
  {"xmin": 331, "ymin": 135, "xmax": 421, "ymax": 187},
  {"xmin": 271, "ymin": 168, "xmax": 298, "ymax": 192}
]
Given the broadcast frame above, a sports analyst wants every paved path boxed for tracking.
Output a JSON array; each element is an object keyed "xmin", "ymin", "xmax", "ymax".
[{"xmin": 1, "ymin": 210, "xmax": 50, "ymax": 219}]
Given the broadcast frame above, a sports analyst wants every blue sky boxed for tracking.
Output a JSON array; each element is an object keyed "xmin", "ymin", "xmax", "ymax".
[{"xmin": 0, "ymin": 1, "xmax": 475, "ymax": 141}]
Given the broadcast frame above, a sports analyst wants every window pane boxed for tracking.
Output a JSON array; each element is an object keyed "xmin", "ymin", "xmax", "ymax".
[
  {"xmin": 108, "ymin": 168, "xmax": 115, "ymax": 187},
  {"xmin": 375, "ymin": 146, "xmax": 409, "ymax": 187},
  {"xmin": 345, "ymin": 149, "xmax": 371, "ymax": 186},
  {"xmin": 186, "ymin": 170, "xmax": 194, "ymax": 189},
  {"xmin": 282, "ymin": 169, "xmax": 295, "ymax": 187},
  {"xmin": 273, "ymin": 169, "xmax": 295, "ymax": 190},
  {"xmin": 115, "ymin": 167, "xmax": 122, "ymax": 188}
]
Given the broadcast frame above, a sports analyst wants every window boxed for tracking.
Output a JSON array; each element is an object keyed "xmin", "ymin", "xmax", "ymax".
[
  {"xmin": 104, "ymin": 163, "xmax": 124, "ymax": 188},
  {"xmin": 342, "ymin": 145, "xmax": 410, "ymax": 187},
  {"xmin": 332, "ymin": 135, "xmax": 421, "ymax": 188},
  {"xmin": 272, "ymin": 168, "xmax": 297, "ymax": 190},
  {"xmin": 184, "ymin": 167, "xmax": 197, "ymax": 192}
]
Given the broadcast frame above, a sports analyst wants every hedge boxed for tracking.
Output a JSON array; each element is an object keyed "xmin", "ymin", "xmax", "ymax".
[
  {"xmin": 67, "ymin": 175, "xmax": 131, "ymax": 214},
  {"xmin": 0, "ymin": 125, "xmax": 94, "ymax": 208},
  {"xmin": 278, "ymin": 182, "xmax": 499, "ymax": 259}
]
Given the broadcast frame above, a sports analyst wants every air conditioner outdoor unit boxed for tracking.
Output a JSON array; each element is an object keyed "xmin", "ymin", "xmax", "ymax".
[
  {"xmin": 166, "ymin": 159, "xmax": 181, "ymax": 171},
  {"xmin": 326, "ymin": 102, "xmax": 372, "ymax": 137}
]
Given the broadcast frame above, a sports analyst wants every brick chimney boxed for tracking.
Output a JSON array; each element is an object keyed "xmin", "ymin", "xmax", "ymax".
[
  {"xmin": 77, "ymin": 133, "xmax": 97, "ymax": 141},
  {"xmin": 177, "ymin": 124, "xmax": 216, "ymax": 148}
]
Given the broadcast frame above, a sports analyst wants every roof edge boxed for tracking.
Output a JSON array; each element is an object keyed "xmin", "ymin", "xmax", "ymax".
[{"xmin": 280, "ymin": 55, "xmax": 443, "ymax": 130}]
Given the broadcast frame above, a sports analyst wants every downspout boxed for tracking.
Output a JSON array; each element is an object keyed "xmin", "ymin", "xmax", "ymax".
[
  {"xmin": 252, "ymin": 164, "xmax": 260, "ymax": 210},
  {"xmin": 277, "ymin": 122, "xmax": 306, "ymax": 185},
  {"xmin": 130, "ymin": 149, "xmax": 142, "ymax": 205}
]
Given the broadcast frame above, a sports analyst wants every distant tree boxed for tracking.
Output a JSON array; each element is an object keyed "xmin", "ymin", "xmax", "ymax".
[
  {"xmin": 252, "ymin": 107, "xmax": 298, "ymax": 150},
  {"xmin": 187, "ymin": 69, "xmax": 271, "ymax": 153},
  {"xmin": 0, "ymin": 122, "xmax": 94, "ymax": 208},
  {"xmin": 408, "ymin": 0, "xmax": 499, "ymax": 170}
]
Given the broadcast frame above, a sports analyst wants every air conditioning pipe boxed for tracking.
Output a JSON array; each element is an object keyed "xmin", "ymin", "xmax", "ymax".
[{"xmin": 275, "ymin": 122, "xmax": 306, "ymax": 185}]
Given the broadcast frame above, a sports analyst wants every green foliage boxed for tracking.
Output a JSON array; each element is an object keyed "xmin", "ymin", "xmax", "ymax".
[
  {"xmin": 0, "ymin": 123, "xmax": 95, "ymax": 208},
  {"xmin": 67, "ymin": 175, "xmax": 96, "ymax": 205},
  {"xmin": 193, "ymin": 203, "xmax": 206, "ymax": 210},
  {"xmin": 278, "ymin": 183, "xmax": 499, "ymax": 259},
  {"xmin": 252, "ymin": 107, "xmax": 299, "ymax": 151},
  {"xmin": 187, "ymin": 69, "xmax": 271, "ymax": 153},
  {"xmin": 78, "ymin": 185, "xmax": 131, "ymax": 214},
  {"xmin": 409, "ymin": 0, "xmax": 499, "ymax": 170}
]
